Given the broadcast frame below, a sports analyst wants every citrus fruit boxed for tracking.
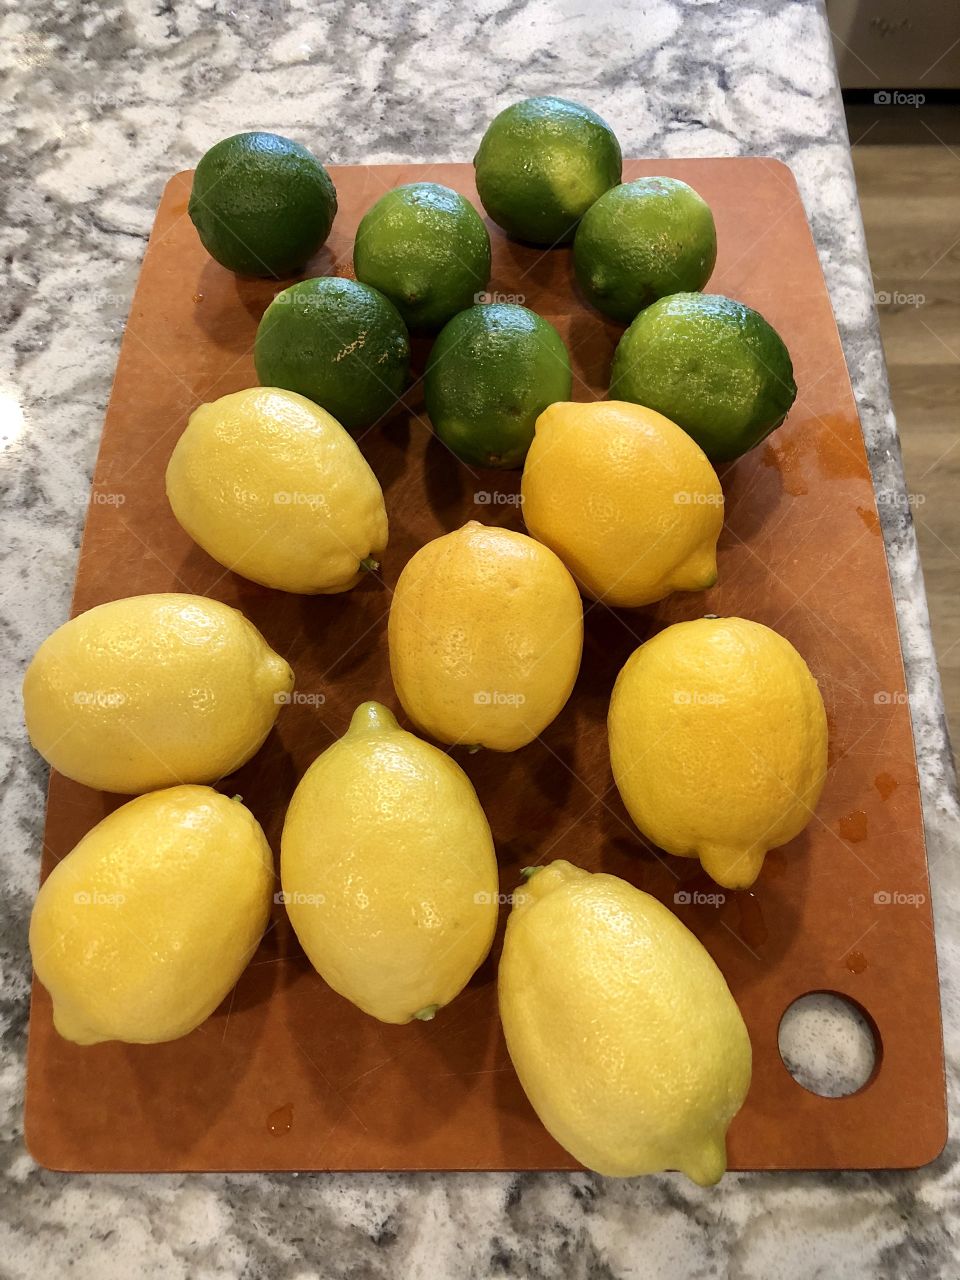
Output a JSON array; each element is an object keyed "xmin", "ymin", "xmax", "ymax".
[
  {"xmin": 608, "ymin": 617, "xmax": 828, "ymax": 888},
  {"xmin": 474, "ymin": 97, "xmax": 621, "ymax": 245},
  {"xmin": 610, "ymin": 293, "xmax": 797, "ymax": 462},
  {"xmin": 499, "ymin": 860, "xmax": 752, "ymax": 1183},
  {"xmin": 424, "ymin": 303, "xmax": 572, "ymax": 468},
  {"xmin": 166, "ymin": 387, "xmax": 388, "ymax": 594},
  {"xmin": 520, "ymin": 400, "xmax": 723, "ymax": 607},
  {"xmin": 281, "ymin": 701, "xmax": 498, "ymax": 1024},
  {"xmin": 353, "ymin": 182, "xmax": 491, "ymax": 332},
  {"xmin": 573, "ymin": 177, "xmax": 717, "ymax": 321},
  {"xmin": 30, "ymin": 787, "xmax": 274, "ymax": 1044},
  {"xmin": 254, "ymin": 276, "xmax": 410, "ymax": 433},
  {"xmin": 388, "ymin": 521, "xmax": 583, "ymax": 751},
  {"xmin": 23, "ymin": 594, "xmax": 293, "ymax": 793},
  {"xmin": 188, "ymin": 131, "xmax": 337, "ymax": 277}
]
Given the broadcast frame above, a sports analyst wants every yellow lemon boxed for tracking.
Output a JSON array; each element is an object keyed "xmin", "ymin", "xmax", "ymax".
[
  {"xmin": 388, "ymin": 521, "xmax": 583, "ymax": 751},
  {"xmin": 280, "ymin": 701, "xmax": 498, "ymax": 1023},
  {"xmin": 23, "ymin": 593, "xmax": 293, "ymax": 793},
  {"xmin": 608, "ymin": 617, "xmax": 828, "ymax": 888},
  {"xmin": 520, "ymin": 400, "xmax": 723, "ymax": 606},
  {"xmin": 498, "ymin": 860, "xmax": 751, "ymax": 1184},
  {"xmin": 29, "ymin": 786, "xmax": 274, "ymax": 1044},
  {"xmin": 165, "ymin": 387, "xmax": 388, "ymax": 594}
]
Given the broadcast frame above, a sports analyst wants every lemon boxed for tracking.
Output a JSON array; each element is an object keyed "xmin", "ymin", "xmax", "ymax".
[
  {"xmin": 23, "ymin": 593, "xmax": 294, "ymax": 794},
  {"xmin": 608, "ymin": 617, "xmax": 828, "ymax": 888},
  {"xmin": 166, "ymin": 388, "xmax": 388, "ymax": 594},
  {"xmin": 280, "ymin": 702, "xmax": 498, "ymax": 1023},
  {"xmin": 387, "ymin": 521, "xmax": 583, "ymax": 751},
  {"xmin": 520, "ymin": 401, "xmax": 723, "ymax": 607},
  {"xmin": 498, "ymin": 860, "xmax": 751, "ymax": 1184},
  {"xmin": 29, "ymin": 786, "xmax": 274, "ymax": 1044}
]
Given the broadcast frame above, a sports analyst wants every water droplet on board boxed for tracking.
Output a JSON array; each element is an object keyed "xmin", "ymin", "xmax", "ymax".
[
  {"xmin": 845, "ymin": 950, "xmax": 868, "ymax": 974},
  {"xmin": 762, "ymin": 440, "xmax": 808, "ymax": 496},
  {"xmin": 874, "ymin": 772, "xmax": 898, "ymax": 801},
  {"xmin": 267, "ymin": 1104, "xmax": 293, "ymax": 1135},
  {"xmin": 856, "ymin": 505, "xmax": 880, "ymax": 534},
  {"xmin": 837, "ymin": 810, "xmax": 868, "ymax": 843},
  {"xmin": 735, "ymin": 890, "xmax": 768, "ymax": 948}
]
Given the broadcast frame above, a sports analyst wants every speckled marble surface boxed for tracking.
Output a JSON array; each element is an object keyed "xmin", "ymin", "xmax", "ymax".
[{"xmin": 1, "ymin": 0, "xmax": 958, "ymax": 1275}]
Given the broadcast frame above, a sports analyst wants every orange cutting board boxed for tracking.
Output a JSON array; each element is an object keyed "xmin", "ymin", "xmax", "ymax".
[{"xmin": 24, "ymin": 159, "xmax": 945, "ymax": 1172}]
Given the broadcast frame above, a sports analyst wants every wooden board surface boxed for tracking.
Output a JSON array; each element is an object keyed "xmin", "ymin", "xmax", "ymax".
[{"xmin": 24, "ymin": 159, "xmax": 946, "ymax": 1173}]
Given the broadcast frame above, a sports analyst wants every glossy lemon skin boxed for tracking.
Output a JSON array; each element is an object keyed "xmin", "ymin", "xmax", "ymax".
[
  {"xmin": 22, "ymin": 593, "xmax": 294, "ymax": 794},
  {"xmin": 498, "ymin": 860, "xmax": 751, "ymax": 1184},
  {"xmin": 520, "ymin": 400, "xmax": 723, "ymax": 607},
  {"xmin": 388, "ymin": 521, "xmax": 583, "ymax": 751},
  {"xmin": 29, "ymin": 786, "xmax": 274, "ymax": 1045},
  {"xmin": 608, "ymin": 617, "xmax": 828, "ymax": 888},
  {"xmin": 165, "ymin": 387, "xmax": 388, "ymax": 594},
  {"xmin": 281, "ymin": 702, "xmax": 498, "ymax": 1023}
]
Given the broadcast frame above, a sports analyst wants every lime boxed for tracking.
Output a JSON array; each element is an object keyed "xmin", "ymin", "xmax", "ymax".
[
  {"xmin": 189, "ymin": 132, "xmax": 337, "ymax": 277},
  {"xmin": 254, "ymin": 277, "xmax": 410, "ymax": 433},
  {"xmin": 353, "ymin": 183, "xmax": 491, "ymax": 332},
  {"xmin": 574, "ymin": 177, "xmax": 717, "ymax": 322},
  {"xmin": 610, "ymin": 293, "xmax": 797, "ymax": 463},
  {"xmin": 474, "ymin": 98, "xmax": 621, "ymax": 246},
  {"xmin": 424, "ymin": 303, "xmax": 572, "ymax": 469}
]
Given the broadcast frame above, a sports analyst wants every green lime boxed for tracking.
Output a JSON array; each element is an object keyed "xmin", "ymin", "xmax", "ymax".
[
  {"xmin": 189, "ymin": 132, "xmax": 337, "ymax": 278},
  {"xmin": 353, "ymin": 183, "xmax": 491, "ymax": 332},
  {"xmin": 474, "ymin": 97, "xmax": 621, "ymax": 246},
  {"xmin": 254, "ymin": 277, "xmax": 410, "ymax": 432},
  {"xmin": 610, "ymin": 293, "xmax": 797, "ymax": 463},
  {"xmin": 424, "ymin": 303, "xmax": 572, "ymax": 469},
  {"xmin": 574, "ymin": 177, "xmax": 717, "ymax": 322}
]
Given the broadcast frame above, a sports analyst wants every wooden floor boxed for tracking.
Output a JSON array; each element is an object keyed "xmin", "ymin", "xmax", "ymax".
[{"xmin": 849, "ymin": 108, "xmax": 960, "ymax": 756}]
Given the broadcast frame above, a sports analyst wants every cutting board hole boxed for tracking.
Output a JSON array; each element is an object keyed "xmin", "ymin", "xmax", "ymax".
[{"xmin": 778, "ymin": 992, "xmax": 879, "ymax": 1097}]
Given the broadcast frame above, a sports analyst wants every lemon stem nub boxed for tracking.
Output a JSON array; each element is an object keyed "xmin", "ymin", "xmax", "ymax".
[
  {"xmin": 360, "ymin": 556, "xmax": 380, "ymax": 573},
  {"xmin": 520, "ymin": 865, "xmax": 541, "ymax": 880},
  {"xmin": 231, "ymin": 794, "xmax": 243, "ymax": 803},
  {"xmin": 414, "ymin": 1004, "xmax": 439, "ymax": 1022},
  {"xmin": 466, "ymin": 743, "xmax": 482, "ymax": 755}
]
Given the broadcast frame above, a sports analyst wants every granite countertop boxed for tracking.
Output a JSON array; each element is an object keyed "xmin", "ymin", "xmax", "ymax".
[{"xmin": 2, "ymin": 0, "xmax": 958, "ymax": 1275}]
